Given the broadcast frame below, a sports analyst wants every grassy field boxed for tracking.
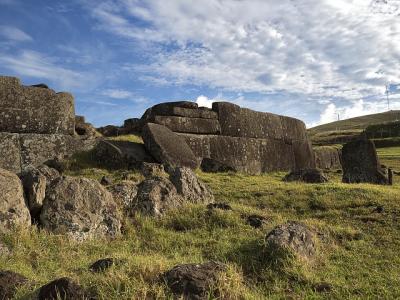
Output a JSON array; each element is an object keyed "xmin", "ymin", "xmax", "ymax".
[{"xmin": 2, "ymin": 137, "xmax": 400, "ymax": 299}]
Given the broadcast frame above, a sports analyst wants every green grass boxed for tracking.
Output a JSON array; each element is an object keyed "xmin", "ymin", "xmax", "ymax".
[{"xmin": 3, "ymin": 137, "xmax": 400, "ymax": 299}]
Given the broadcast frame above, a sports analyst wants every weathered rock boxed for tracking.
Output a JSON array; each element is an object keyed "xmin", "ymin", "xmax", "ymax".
[
  {"xmin": 342, "ymin": 139, "xmax": 389, "ymax": 184},
  {"xmin": 168, "ymin": 167, "xmax": 214, "ymax": 203},
  {"xmin": 123, "ymin": 118, "xmax": 144, "ymax": 134},
  {"xmin": 0, "ymin": 133, "xmax": 21, "ymax": 173},
  {"xmin": 75, "ymin": 115, "xmax": 98, "ymax": 138},
  {"xmin": 168, "ymin": 107, "xmax": 218, "ymax": 119},
  {"xmin": 107, "ymin": 181, "xmax": 138, "ymax": 211},
  {"xmin": 93, "ymin": 140, "xmax": 154, "ymax": 170},
  {"xmin": 100, "ymin": 176, "xmax": 113, "ymax": 186},
  {"xmin": 38, "ymin": 277, "xmax": 86, "ymax": 300},
  {"xmin": 284, "ymin": 169, "xmax": 328, "ymax": 183},
  {"xmin": 154, "ymin": 116, "xmax": 221, "ymax": 134},
  {"xmin": 265, "ymin": 221, "xmax": 316, "ymax": 259},
  {"xmin": 0, "ymin": 168, "xmax": 31, "ymax": 230},
  {"xmin": 314, "ymin": 146, "xmax": 342, "ymax": 170},
  {"xmin": 200, "ymin": 158, "xmax": 235, "ymax": 173},
  {"xmin": 163, "ymin": 261, "xmax": 226, "ymax": 300},
  {"xmin": 96, "ymin": 125, "xmax": 121, "ymax": 137},
  {"xmin": 31, "ymin": 83, "xmax": 49, "ymax": 89},
  {"xmin": 89, "ymin": 258, "xmax": 117, "ymax": 273},
  {"xmin": 142, "ymin": 123, "xmax": 199, "ymax": 169},
  {"xmin": 246, "ymin": 215, "xmax": 267, "ymax": 228},
  {"xmin": 0, "ymin": 76, "xmax": 75, "ymax": 135},
  {"xmin": 140, "ymin": 162, "xmax": 166, "ymax": 177},
  {"xmin": 292, "ymin": 140, "xmax": 316, "ymax": 170},
  {"xmin": 19, "ymin": 167, "xmax": 47, "ymax": 219},
  {"xmin": 40, "ymin": 176, "xmax": 122, "ymax": 241},
  {"xmin": 0, "ymin": 270, "xmax": 28, "ymax": 300},
  {"xmin": 134, "ymin": 176, "xmax": 183, "ymax": 216},
  {"xmin": 142, "ymin": 101, "xmax": 199, "ymax": 121}
]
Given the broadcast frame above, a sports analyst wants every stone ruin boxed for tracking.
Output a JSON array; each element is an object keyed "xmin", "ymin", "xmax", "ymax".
[
  {"xmin": 138, "ymin": 101, "xmax": 316, "ymax": 174},
  {"xmin": 0, "ymin": 76, "xmax": 97, "ymax": 173}
]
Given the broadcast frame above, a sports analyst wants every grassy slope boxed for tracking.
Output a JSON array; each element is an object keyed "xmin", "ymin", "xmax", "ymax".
[{"xmin": 2, "ymin": 136, "xmax": 400, "ymax": 299}]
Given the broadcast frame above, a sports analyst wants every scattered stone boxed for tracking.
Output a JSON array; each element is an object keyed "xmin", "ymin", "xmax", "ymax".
[
  {"xmin": 246, "ymin": 215, "xmax": 267, "ymax": 228},
  {"xmin": 107, "ymin": 181, "xmax": 138, "ymax": 211},
  {"xmin": 93, "ymin": 140, "xmax": 153, "ymax": 170},
  {"xmin": 200, "ymin": 158, "xmax": 236, "ymax": 173},
  {"xmin": 342, "ymin": 139, "xmax": 389, "ymax": 184},
  {"xmin": 142, "ymin": 123, "xmax": 199, "ymax": 169},
  {"xmin": 89, "ymin": 258, "xmax": 117, "ymax": 273},
  {"xmin": 168, "ymin": 167, "xmax": 214, "ymax": 204},
  {"xmin": 163, "ymin": 261, "xmax": 226, "ymax": 300},
  {"xmin": 206, "ymin": 202, "xmax": 232, "ymax": 211},
  {"xmin": 265, "ymin": 221, "xmax": 316, "ymax": 259},
  {"xmin": 40, "ymin": 176, "xmax": 122, "ymax": 241},
  {"xmin": 134, "ymin": 176, "xmax": 183, "ymax": 216},
  {"xmin": 284, "ymin": 169, "xmax": 328, "ymax": 183},
  {"xmin": 0, "ymin": 168, "xmax": 31, "ymax": 230},
  {"xmin": 374, "ymin": 205, "xmax": 385, "ymax": 213},
  {"xmin": 0, "ymin": 270, "xmax": 28, "ymax": 300},
  {"xmin": 140, "ymin": 162, "xmax": 166, "ymax": 177},
  {"xmin": 313, "ymin": 282, "xmax": 332, "ymax": 293},
  {"xmin": 38, "ymin": 277, "xmax": 86, "ymax": 300},
  {"xmin": 100, "ymin": 176, "xmax": 113, "ymax": 186}
]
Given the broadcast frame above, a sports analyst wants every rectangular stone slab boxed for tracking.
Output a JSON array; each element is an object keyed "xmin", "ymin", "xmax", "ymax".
[
  {"xmin": 0, "ymin": 76, "xmax": 75, "ymax": 135},
  {"xmin": 154, "ymin": 116, "xmax": 221, "ymax": 134},
  {"xmin": 170, "ymin": 107, "xmax": 218, "ymax": 119},
  {"xmin": 0, "ymin": 132, "xmax": 21, "ymax": 173}
]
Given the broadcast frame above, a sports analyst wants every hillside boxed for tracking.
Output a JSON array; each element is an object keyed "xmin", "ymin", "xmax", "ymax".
[{"xmin": 308, "ymin": 110, "xmax": 400, "ymax": 135}]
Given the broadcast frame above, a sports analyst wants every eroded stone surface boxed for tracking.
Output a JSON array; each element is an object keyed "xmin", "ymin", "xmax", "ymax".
[
  {"xmin": 314, "ymin": 147, "xmax": 342, "ymax": 170},
  {"xmin": 154, "ymin": 116, "xmax": 221, "ymax": 134}
]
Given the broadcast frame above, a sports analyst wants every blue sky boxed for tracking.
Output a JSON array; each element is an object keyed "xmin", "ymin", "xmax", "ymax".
[{"xmin": 1, "ymin": 0, "xmax": 400, "ymax": 128}]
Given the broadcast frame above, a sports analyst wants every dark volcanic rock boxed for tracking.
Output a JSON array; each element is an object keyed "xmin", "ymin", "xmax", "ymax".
[
  {"xmin": 246, "ymin": 215, "xmax": 267, "ymax": 228},
  {"xmin": 200, "ymin": 158, "xmax": 235, "ymax": 173},
  {"xmin": 140, "ymin": 162, "xmax": 166, "ymax": 177},
  {"xmin": 314, "ymin": 146, "xmax": 342, "ymax": 170},
  {"xmin": 107, "ymin": 181, "xmax": 138, "ymax": 212},
  {"xmin": 284, "ymin": 169, "xmax": 328, "ymax": 183},
  {"xmin": 0, "ymin": 133, "xmax": 21, "ymax": 174},
  {"xmin": 40, "ymin": 176, "xmax": 122, "ymax": 241},
  {"xmin": 100, "ymin": 176, "xmax": 113, "ymax": 186},
  {"xmin": 142, "ymin": 101, "xmax": 199, "ymax": 121},
  {"xmin": 206, "ymin": 202, "xmax": 232, "ymax": 210},
  {"xmin": 0, "ymin": 270, "xmax": 28, "ymax": 300},
  {"xmin": 89, "ymin": 258, "xmax": 117, "ymax": 273},
  {"xmin": 142, "ymin": 123, "xmax": 199, "ymax": 169},
  {"xmin": 31, "ymin": 83, "xmax": 49, "ymax": 89},
  {"xmin": 266, "ymin": 221, "xmax": 316, "ymax": 259},
  {"xmin": 96, "ymin": 125, "xmax": 121, "ymax": 137},
  {"xmin": 75, "ymin": 115, "xmax": 98, "ymax": 138},
  {"xmin": 38, "ymin": 277, "xmax": 86, "ymax": 300},
  {"xmin": 134, "ymin": 176, "xmax": 183, "ymax": 216},
  {"xmin": 153, "ymin": 116, "xmax": 221, "ymax": 134},
  {"xmin": 123, "ymin": 118, "xmax": 144, "ymax": 134},
  {"xmin": 163, "ymin": 261, "xmax": 226, "ymax": 300},
  {"xmin": 342, "ymin": 139, "xmax": 389, "ymax": 184}
]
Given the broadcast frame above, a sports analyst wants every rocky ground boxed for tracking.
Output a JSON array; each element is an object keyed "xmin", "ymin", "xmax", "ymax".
[{"xmin": 1, "ymin": 135, "xmax": 400, "ymax": 299}]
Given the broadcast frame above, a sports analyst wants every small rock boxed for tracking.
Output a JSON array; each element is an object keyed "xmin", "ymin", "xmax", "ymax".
[
  {"xmin": 89, "ymin": 258, "xmax": 117, "ymax": 273},
  {"xmin": 163, "ymin": 261, "xmax": 226, "ymax": 300},
  {"xmin": 374, "ymin": 205, "xmax": 384, "ymax": 213},
  {"xmin": 266, "ymin": 221, "xmax": 316, "ymax": 259},
  {"xmin": 0, "ymin": 270, "xmax": 28, "ymax": 299},
  {"xmin": 100, "ymin": 176, "xmax": 113, "ymax": 186},
  {"xmin": 313, "ymin": 282, "xmax": 332, "ymax": 293},
  {"xmin": 206, "ymin": 202, "xmax": 232, "ymax": 210},
  {"xmin": 38, "ymin": 277, "xmax": 86, "ymax": 300},
  {"xmin": 284, "ymin": 169, "xmax": 328, "ymax": 183},
  {"xmin": 140, "ymin": 162, "xmax": 166, "ymax": 177},
  {"xmin": 107, "ymin": 181, "xmax": 138, "ymax": 212},
  {"xmin": 246, "ymin": 215, "xmax": 267, "ymax": 228}
]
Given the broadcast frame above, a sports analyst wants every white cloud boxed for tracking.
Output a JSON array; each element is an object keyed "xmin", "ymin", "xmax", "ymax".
[
  {"xmin": 101, "ymin": 88, "xmax": 134, "ymax": 99},
  {"xmin": 86, "ymin": 0, "xmax": 400, "ymax": 125},
  {"xmin": 0, "ymin": 25, "xmax": 32, "ymax": 42},
  {"xmin": 196, "ymin": 95, "xmax": 214, "ymax": 108}
]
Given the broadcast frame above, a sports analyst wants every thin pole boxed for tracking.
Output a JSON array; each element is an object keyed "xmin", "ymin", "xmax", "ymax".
[{"xmin": 386, "ymin": 85, "xmax": 390, "ymax": 111}]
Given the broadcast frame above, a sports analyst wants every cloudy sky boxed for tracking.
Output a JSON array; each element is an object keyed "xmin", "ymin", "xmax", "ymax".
[{"xmin": 1, "ymin": 0, "xmax": 400, "ymax": 127}]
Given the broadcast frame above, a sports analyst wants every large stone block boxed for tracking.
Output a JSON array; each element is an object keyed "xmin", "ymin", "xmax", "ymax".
[
  {"xmin": 142, "ymin": 101, "xmax": 198, "ymax": 121},
  {"xmin": 142, "ymin": 123, "xmax": 199, "ymax": 169},
  {"xmin": 154, "ymin": 116, "xmax": 221, "ymax": 134},
  {"xmin": 0, "ymin": 132, "xmax": 21, "ymax": 173},
  {"xmin": 314, "ymin": 146, "xmax": 342, "ymax": 170},
  {"xmin": 0, "ymin": 76, "xmax": 75, "ymax": 135},
  {"xmin": 292, "ymin": 140, "xmax": 316, "ymax": 170},
  {"xmin": 169, "ymin": 107, "xmax": 218, "ymax": 119}
]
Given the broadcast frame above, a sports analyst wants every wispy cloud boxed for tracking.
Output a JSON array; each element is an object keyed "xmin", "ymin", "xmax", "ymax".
[
  {"xmin": 101, "ymin": 88, "xmax": 135, "ymax": 99},
  {"xmin": 0, "ymin": 25, "xmax": 32, "ymax": 42}
]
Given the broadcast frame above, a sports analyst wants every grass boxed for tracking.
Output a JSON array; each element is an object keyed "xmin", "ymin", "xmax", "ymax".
[{"xmin": 2, "ymin": 136, "xmax": 400, "ymax": 299}]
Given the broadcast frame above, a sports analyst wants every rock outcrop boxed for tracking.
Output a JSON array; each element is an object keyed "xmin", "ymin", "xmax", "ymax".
[
  {"xmin": 342, "ymin": 139, "xmax": 389, "ymax": 184},
  {"xmin": 0, "ymin": 168, "xmax": 31, "ymax": 230},
  {"xmin": 163, "ymin": 261, "xmax": 226, "ymax": 300},
  {"xmin": 40, "ymin": 176, "xmax": 122, "ymax": 241},
  {"xmin": 141, "ymin": 101, "xmax": 315, "ymax": 174}
]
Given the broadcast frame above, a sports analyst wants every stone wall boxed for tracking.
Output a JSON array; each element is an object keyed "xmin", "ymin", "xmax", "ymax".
[
  {"xmin": 141, "ymin": 101, "xmax": 315, "ymax": 174},
  {"xmin": 0, "ymin": 76, "xmax": 75, "ymax": 135}
]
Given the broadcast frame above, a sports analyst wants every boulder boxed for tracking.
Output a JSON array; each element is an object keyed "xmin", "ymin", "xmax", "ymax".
[
  {"xmin": 134, "ymin": 176, "xmax": 183, "ymax": 216},
  {"xmin": 0, "ymin": 168, "xmax": 31, "ymax": 230},
  {"xmin": 246, "ymin": 215, "xmax": 268, "ymax": 228},
  {"xmin": 168, "ymin": 167, "xmax": 214, "ymax": 203},
  {"xmin": 0, "ymin": 76, "xmax": 75, "ymax": 135},
  {"xmin": 342, "ymin": 139, "xmax": 389, "ymax": 184},
  {"xmin": 168, "ymin": 106, "xmax": 218, "ymax": 119},
  {"xmin": 96, "ymin": 125, "xmax": 121, "ymax": 137},
  {"xmin": 283, "ymin": 169, "xmax": 328, "ymax": 183},
  {"xmin": 74, "ymin": 115, "xmax": 98, "ymax": 138},
  {"xmin": 314, "ymin": 146, "xmax": 342, "ymax": 170},
  {"xmin": 100, "ymin": 176, "xmax": 113, "ymax": 186},
  {"xmin": 265, "ymin": 221, "xmax": 316, "ymax": 259},
  {"xmin": 140, "ymin": 162, "xmax": 166, "ymax": 177},
  {"xmin": 153, "ymin": 116, "xmax": 221, "ymax": 134},
  {"xmin": 93, "ymin": 140, "xmax": 154, "ymax": 170},
  {"xmin": 142, "ymin": 101, "xmax": 199, "ymax": 121},
  {"xmin": 163, "ymin": 261, "xmax": 226, "ymax": 300},
  {"xmin": 0, "ymin": 133, "xmax": 21, "ymax": 174},
  {"xmin": 0, "ymin": 270, "xmax": 28, "ymax": 299},
  {"xmin": 40, "ymin": 176, "xmax": 122, "ymax": 241},
  {"xmin": 89, "ymin": 258, "xmax": 119, "ymax": 273},
  {"xmin": 107, "ymin": 181, "xmax": 138, "ymax": 212},
  {"xmin": 38, "ymin": 277, "xmax": 86, "ymax": 300},
  {"xmin": 123, "ymin": 118, "xmax": 144, "ymax": 134},
  {"xmin": 142, "ymin": 123, "xmax": 199, "ymax": 169}
]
